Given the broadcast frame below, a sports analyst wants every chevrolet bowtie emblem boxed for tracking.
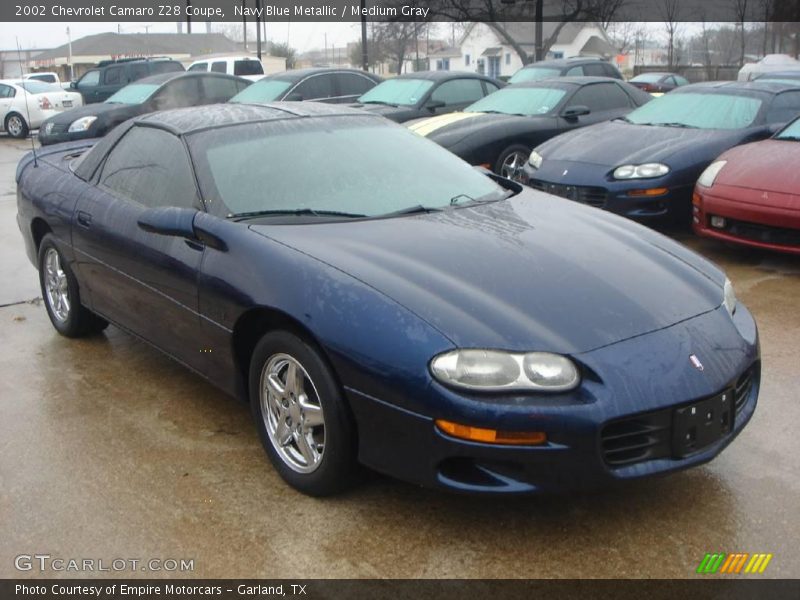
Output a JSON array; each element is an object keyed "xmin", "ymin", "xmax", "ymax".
[{"xmin": 690, "ymin": 354, "xmax": 704, "ymax": 371}]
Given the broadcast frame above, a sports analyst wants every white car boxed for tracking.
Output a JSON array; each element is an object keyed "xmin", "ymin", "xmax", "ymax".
[
  {"xmin": 187, "ymin": 56, "xmax": 266, "ymax": 82},
  {"xmin": 0, "ymin": 79, "xmax": 83, "ymax": 139},
  {"xmin": 738, "ymin": 54, "xmax": 800, "ymax": 81}
]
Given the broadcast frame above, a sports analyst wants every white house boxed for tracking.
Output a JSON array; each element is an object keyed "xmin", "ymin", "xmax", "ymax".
[{"xmin": 431, "ymin": 22, "xmax": 617, "ymax": 79}]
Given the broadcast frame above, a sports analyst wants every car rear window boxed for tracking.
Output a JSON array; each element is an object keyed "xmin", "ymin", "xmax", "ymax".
[
  {"xmin": 234, "ymin": 60, "xmax": 264, "ymax": 76},
  {"xmin": 150, "ymin": 61, "xmax": 184, "ymax": 75},
  {"xmin": 509, "ymin": 67, "xmax": 562, "ymax": 84}
]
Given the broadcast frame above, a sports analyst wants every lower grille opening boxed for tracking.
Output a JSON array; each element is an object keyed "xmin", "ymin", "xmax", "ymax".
[
  {"xmin": 734, "ymin": 367, "xmax": 755, "ymax": 416},
  {"xmin": 530, "ymin": 179, "xmax": 608, "ymax": 208},
  {"xmin": 601, "ymin": 411, "xmax": 671, "ymax": 467}
]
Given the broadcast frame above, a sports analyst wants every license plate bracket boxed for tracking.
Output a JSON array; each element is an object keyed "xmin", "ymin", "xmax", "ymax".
[{"xmin": 672, "ymin": 390, "xmax": 733, "ymax": 457}]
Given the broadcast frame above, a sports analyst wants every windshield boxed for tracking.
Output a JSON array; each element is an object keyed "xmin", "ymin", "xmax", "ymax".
[
  {"xmin": 105, "ymin": 84, "xmax": 160, "ymax": 104},
  {"xmin": 230, "ymin": 78, "xmax": 292, "ymax": 103},
  {"xmin": 357, "ymin": 79, "xmax": 434, "ymax": 106},
  {"xmin": 189, "ymin": 118, "xmax": 506, "ymax": 219},
  {"xmin": 17, "ymin": 81, "xmax": 61, "ymax": 94},
  {"xmin": 625, "ymin": 92, "xmax": 763, "ymax": 129},
  {"xmin": 631, "ymin": 74, "xmax": 664, "ymax": 83},
  {"xmin": 466, "ymin": 87, "xmax": 566, "ymax": 116},
  {"xmin": 509, "ymin": 67, "xmax": 561, "ymax": 84},
  {"xmin": 775, "ymin": 117, "xmax": 800, "ymax": 140}
]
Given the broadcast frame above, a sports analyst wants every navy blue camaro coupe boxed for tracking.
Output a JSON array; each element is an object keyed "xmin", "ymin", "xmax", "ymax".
[{"xmin": 17, "ymin": 103, "xmax": 759, "ymax": 496}]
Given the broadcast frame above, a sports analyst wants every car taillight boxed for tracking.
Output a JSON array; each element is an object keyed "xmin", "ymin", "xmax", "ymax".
[{"xmin": 38, "ymin": 96, "xmax": 52, "ymax": 110}]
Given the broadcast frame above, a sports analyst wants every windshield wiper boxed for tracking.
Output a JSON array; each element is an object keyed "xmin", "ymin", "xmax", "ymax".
[
  {"xmin": 776, "ymin": 135, "xmax": 800, "ymax": 141},
  {"xmin": 612, "ymin": 116, "xmax": 633, "ymax": 123},
  {"xmin": 651, "ymin": 122, "xmax": 699, "ymax": 129},
  {"xmin": 380, "ymin": 204, "xmax": 443, "ymax": 218},
  {"xmin": 360, "ymin": 100, "xmax": 399, "ymax": 107},
  {"xmin": 228, "ymin": 208, "xmax": 367, "ymax": 221}
]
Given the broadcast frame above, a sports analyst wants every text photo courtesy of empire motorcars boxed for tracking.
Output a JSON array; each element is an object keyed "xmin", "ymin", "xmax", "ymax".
[{"xmin": 1, "ymin": 0, "xmax": 799, "ymax": 597}]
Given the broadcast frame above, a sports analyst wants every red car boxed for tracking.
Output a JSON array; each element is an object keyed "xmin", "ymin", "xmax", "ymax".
[{"xmin": 693, "ymin": 117, "xmax": 800, "ymax": 255}]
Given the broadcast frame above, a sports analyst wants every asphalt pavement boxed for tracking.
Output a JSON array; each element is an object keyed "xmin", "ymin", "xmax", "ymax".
[{"xmin": 0, "ymin": 135, "xmax": 798, "ymax": 579}]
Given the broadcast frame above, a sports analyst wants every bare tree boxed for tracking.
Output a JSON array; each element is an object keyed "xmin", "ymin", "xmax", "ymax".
[
  {"xmin": 658, "ymin": 0, "xmax": 682, "ymax": 69},
  {"xmin": 733, "ymin": 0, "xmax": 749, "ymax": 66},
  {"xmin": 372, "ymin": 21, "xmax": 429, "ymax": 75}
]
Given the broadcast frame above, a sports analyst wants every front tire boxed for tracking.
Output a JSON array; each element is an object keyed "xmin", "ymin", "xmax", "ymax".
[
  {"xmin": 5, "ymin": 113, "xmax": 29, "ymax": 139},
  {"xmin": 38, "ymin": 234, "xmax": 108, "ymax": 337},
  {"xmin": 495, "ymin": 144, "xmax": 531, "ymax": 182},
  {"xmin": 249, "ymin": 330, "xmax": 358, "ymax": 496}
]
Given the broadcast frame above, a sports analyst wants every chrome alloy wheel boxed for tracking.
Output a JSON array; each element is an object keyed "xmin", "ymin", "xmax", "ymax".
[
  {"xmin": 43, "ymin": 247, "xmax": 70, "ymax": 322},
  {"xmin": 500, "ymin": 150, "xmax": 529, "ymax": 181},
  {"xmin": 6, "ymin": 115, "xmax": 25, "ymax": 137},
  {"xmin": 260, "ymin": 353, "xmax": 326, "ymax": 473}
]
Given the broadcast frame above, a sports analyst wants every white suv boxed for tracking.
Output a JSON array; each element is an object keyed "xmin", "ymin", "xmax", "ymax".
[{"xmin": 188, "ymin": 57, "xmax": 265, "ymax": 82}]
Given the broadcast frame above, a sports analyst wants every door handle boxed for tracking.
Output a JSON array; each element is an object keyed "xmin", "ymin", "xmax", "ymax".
[{"xmin": 76, "ymin": 210, "xmax": 92, "ymax": 227}]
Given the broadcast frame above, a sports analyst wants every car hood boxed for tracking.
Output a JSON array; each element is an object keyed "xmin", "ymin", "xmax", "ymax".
[
  {"xmin": 410, "ymin": 112, "xmax": 547, "ymax": 147},
  {"xmin": 42, "ymin": 101, "xmax": 133, "ymax": 125},
  {"xmin": 251, "ymin": 190, "xmax": 724, "ymax": 354},
  {"xmin": 538, "ymin": 120, "xmax": 745, "ymax": 166},
  {"xmin": 350, "ymin": 103, "xmax": 421, "ymax": 122},
  {"xmin": 716, "ymin": 139, "xmax": 800, "ymax": 194}
]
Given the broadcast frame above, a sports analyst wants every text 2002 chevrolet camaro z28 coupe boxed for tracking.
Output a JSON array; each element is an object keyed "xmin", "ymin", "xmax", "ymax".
[{"xmin": 17, "ymin": 103, "xmax": 760, "ymax": 496}]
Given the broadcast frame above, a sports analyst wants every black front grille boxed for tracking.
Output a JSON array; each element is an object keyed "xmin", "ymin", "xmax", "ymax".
[
  {"xmin": 734, "ymin": 368, "xmax": 755, "ymax": 416},
  {"xmin": 601, "ymin": 409, "xmax": 671, "ymax": 467},
  {"xmin": 530, "ymin": 179, "xmax": 609, "ymax": 208},
  {"xmin": 713, "ymin": 216, "xmax": 800, "ymax": 247}
]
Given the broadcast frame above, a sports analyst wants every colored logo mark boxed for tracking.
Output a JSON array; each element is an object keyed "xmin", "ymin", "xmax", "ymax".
[{"xmin": 696, "ymin": 553, "xmax": 773, "ymax": 574}]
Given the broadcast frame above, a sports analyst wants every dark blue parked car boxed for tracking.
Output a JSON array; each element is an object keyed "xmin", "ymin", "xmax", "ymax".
[
  {"xmin": 16, "ymin": 102, "xmax": 759, "ymax": 496},
  {"xmin": 524, "ymin": 80, "xmax": 800, "ymax": 224}
]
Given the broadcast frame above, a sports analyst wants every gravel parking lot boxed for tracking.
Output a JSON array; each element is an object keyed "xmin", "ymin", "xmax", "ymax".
[{"xmin": 1, "ymin": 133, "xmax": 798, "ymax": 579}]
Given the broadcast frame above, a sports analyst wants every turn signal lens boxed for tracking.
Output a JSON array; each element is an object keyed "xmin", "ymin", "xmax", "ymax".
[
  {"xmin": 628, "ymin": 187, "xmax": 668, "ymax": 197},
  {"xmin": 435, "ymin": 419, "xmax": 547, "ymax": 446}
]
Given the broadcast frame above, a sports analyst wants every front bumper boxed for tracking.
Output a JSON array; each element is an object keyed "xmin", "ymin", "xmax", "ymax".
[
  {"xmin": 523, "ymin": 161, "xmax": 692, "ymax": 222},
  {"xmin": 693, "ymin": 185, "xmax": 800, "ymax": 255},
  {"xmin": 347, "ymin": 305, "xmax": 759, "ymax": 494}
]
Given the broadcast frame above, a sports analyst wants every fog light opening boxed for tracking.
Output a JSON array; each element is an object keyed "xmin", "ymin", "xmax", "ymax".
[
  {"xmin": 435, "ymin": 419, "xmax": 547, "ymax": 446},
  {"xmin": 710, "ymin": 215, "xmax": 726, "ymax": 229},
  {"xmin": 628, "ymin": 187, "xmax": 669, "ymax": 197}
]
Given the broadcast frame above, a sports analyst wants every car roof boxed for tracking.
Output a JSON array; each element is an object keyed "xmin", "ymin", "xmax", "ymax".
[
  {"xmin": 266, "ymin": 67, "xmax": 378, "ymax": 82},
  {"xmin": 757, "ymin": 70, "xmax": 800, "ymax": 79},
  {"xmin": 394, "ymin": 70, "xmax": 495, "ymax": 82},
  {"xmin": 632, "ymin": 72, "xmax": 675, "ymax": 77},
  {"xmin": 520, "ymin": 58, "xmax": 609, "ymax": 70},
  {"xmin": 509, "ymin": 76, "xmax": 623, "ymax": 89},
  {"xmin": 674, "ymin": 80, "xmax": 800, "ymax": 96},
  {"xmin": 137, "ymin": 101, "xmax": 380, "ymax": 135},
  {"xmin": 133, "ymin": 71, "xmax": 248, "ymax": 86}
]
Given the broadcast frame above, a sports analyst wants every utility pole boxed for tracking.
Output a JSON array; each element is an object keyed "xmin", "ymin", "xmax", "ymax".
[
  {"xmin": 534, "ymin": 0, "xmax": 543, "ymax": 61},
  {"xmin": 242, "ymin": 0, "xmax": 247, "ymax": 50},
  {"xmin": 66, "ymin": 27, "xmax": 74, "ymax": 81},
  {"xmin": 360, "ymin": 0, "xmax": 368, "ymax": 71},
  {"xmin": 256, "ymin": 0, "xmax": 262, "ymax": 59},
  {"xmin": 186, "ymin": 0, "xmax": 192, "ymax": 33}
]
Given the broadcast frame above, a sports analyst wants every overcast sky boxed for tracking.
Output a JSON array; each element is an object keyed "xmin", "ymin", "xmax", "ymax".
[{"xmin": 0, "ymin": 21, "xmax": 362, "ymax": 53}]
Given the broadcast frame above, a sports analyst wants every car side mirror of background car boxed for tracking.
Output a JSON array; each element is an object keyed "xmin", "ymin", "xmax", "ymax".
[
  {"xmin": 69, "ymin": 81, "xmax": 77, "ymax": 89},
  {"xmin": 285, "ymin": 92, "xmax": 304, "ymax": 101},
  {"xmin": 426, "ymin": 99, "xmax": 446, "ymax": 111},
  {"xmin": 561, "ymin": 105, "xmax": 591, "ymax": 120},
  {"xmin": 137, "ymin": 207, "xmax": 198, "ymax": 239}
]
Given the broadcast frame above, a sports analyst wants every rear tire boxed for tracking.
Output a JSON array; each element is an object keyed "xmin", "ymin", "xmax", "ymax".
[
  {"xmin": 38, "ymin": 234, "xmax": 108, "ymax": 337},
  {"xmin": 249, "ymin": 330, "xmax": 358, "ymax": 496},
  {"xmin": 5, "ymin": 113, "xmax": 29, "ymax": 139}
]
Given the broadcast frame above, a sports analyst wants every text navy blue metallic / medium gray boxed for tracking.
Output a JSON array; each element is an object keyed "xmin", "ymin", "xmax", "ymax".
[{"xmin": 16, "ymin": 102, "xmax": 759, "ymax": 496}]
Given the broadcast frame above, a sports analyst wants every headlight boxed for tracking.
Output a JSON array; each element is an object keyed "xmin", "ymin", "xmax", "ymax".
[
  {"xmin": 528, "ymin": 150, "xmax": 543, "ymax": 169},
  {"xmin": 430, "ymin": 349, "xmax": 580, "ymax": 392},
  {"xmin": 723, "ymin": 277, "xmax": 737, "ymax": 316},
  {"xmin": 613, "ymin": 163, "xmax": 670, "ymax": 179},
  {"xmin": 68, "ymin": 116, "xmax": 97, "ymax": 132},
  {"xmin": 697, "ymin": 160, "xmax": 727, "ymax": 188}
]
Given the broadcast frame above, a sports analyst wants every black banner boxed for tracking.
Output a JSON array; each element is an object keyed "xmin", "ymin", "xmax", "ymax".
[
  {"xmin": 3, "ymin": 0, "xmax": 800, "ymax": 23},
  {"xmin": 3, "ymin": 580, "xmax": 800, "ymax": 600}
]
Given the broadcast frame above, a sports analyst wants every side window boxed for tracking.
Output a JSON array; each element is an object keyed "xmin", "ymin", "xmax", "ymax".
[
  {"xmin": 767, "ymin": 92, "xmax": 800, "ymax": 124},
  {"xmin": 583, "ymin": 63, "xmax": 607, "ymax": 76},
  {"xmin": 79, "ymin": 70, "xmax": 100, "ymax": 87},
  {"xmin": 211, "ymin": 61, "xmax": 227, "ymax": 74},
  {"xmin": 569, "ymin": 83, "xmax": 631, "ymax": 111},
  {"xmin": 431, "ymin": 79, "xmax": 485, "ymax": 106},
  {"xmin": 201, "ymin": 76, "xmax": 242, "ymax": 102},
  {"xmin": 566, "ymin": 66, "xmax": 584, "ymax": 76},
  {"xmin": 128, "ymin": 63, "xmax": 148, "ymax": 81},
  {"xmin": 188, "ymin": 62, "xmax": 208, "ymax": 72},
  {"xmin": 150, "ymin": 61, "xmax": 184, "ymax": 75},
  {"xmin": 604, "ymin": 64, "xmax": 621, "ymax": 78},
  {"xmin": 483, "ymin": 81, "xmax": 501, "ymax": 95},
  {"xmin": 103, "ymin": 66, "xmax": 124, "ymax": 86},
  {"xmin": 0, "ymin": 84, "xmax": 15, "ymax": 98},
  {"xmin": 100, "ymin": 126, "xmax": 199, "ymax": 209},
  {"xmin": 336, "ymin": 73, "xmax": 376, "ymax": 96},
  {"xmin": 293, "ymin": 74, "xmax": 334, "ymax": 100},
  {"xmin": 31, "ymin": 74, "xmax": 56, "ymax": 83},
  {"xmin": 675, "ymin": 75, "xmax": 690, "ymax": 86},
  {"xmin": 152, "ymin": 78, "xmax": 201, "ymax": 109},
  {"xmin": 234, "ymin": 60, "xmax": 264, "ymax": 76}
]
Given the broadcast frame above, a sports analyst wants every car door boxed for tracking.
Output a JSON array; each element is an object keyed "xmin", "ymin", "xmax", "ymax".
[
  {"xmin": 0, "ymin": 84, "xmax": 15, "ymax": 126},
  {"xmin": 558, "ymin": 82, "xmax": 635, "ymax": 132},
  {"xmin": 95, "ymin": 65, "xmax": 127, "ymax": 102},
  {"xmin": 71, "ymin": 124, "xmax": 207, "ymax": 370},
  {"xmin": 287, "ymin": 74, "xmax": 336, "ymax": 102},
  {"xmin": 426, "ymin": 78, "xmax": 486, "ymax": 115},
  {"xmin": 75, "ymin": 69, "xmax": 102, "ymax": 104}
]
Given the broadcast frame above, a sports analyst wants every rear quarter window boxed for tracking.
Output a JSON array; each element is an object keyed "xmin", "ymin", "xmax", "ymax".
[{"xmin": 234, "ymin": 60, "xmax": 264, "ymax": 76}]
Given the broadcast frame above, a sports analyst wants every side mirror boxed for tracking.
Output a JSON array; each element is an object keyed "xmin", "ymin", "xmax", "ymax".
[
  {"xmin": 137, "ymin": 207, "xmax": 198, "ymax": 239},
  {"xmin": 562, "ymin": 105, "xmax": 591, "ymax": 119},
  {"xmin": 285, "ymin": 92, "xmax": 304, "ymax": 101},
  {"xmin": 426, "ymin": 99, "xmax": 446, "ymax": 111},
  {"xmin": 69, "ymin": 81, "xmax": 77, "ymax": 89}
]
